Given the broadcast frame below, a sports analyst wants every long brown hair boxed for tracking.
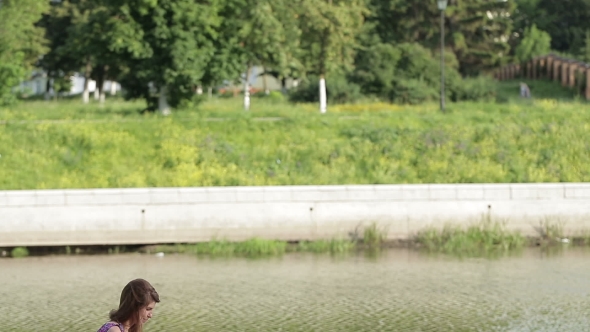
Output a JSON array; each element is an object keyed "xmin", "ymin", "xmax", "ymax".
[{"xmin": 109, "ymin": 278, "xmax": 160, "ymax": 332}]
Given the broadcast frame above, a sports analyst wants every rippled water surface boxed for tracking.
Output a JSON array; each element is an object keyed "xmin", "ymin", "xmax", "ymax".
[{"xmin": 2, "ymin": 248, "xmax": 590, "ymax": 331}]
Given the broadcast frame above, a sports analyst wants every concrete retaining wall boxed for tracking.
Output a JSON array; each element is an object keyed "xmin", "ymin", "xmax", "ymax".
[{"xmin": 1, "ymin": 183, "xmax": 590, "ymax": 246}]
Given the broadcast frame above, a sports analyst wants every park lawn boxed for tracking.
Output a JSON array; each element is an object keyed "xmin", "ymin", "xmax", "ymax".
[{"xmin": 1, "ymin": 90, "xmax": 590, "ymax": 190}]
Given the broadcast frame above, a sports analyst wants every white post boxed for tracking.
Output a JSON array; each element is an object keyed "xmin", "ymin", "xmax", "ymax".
[
  {"xmin": 244, "ymin": 83, "xmax": 250, "ymax": 111},
  {"xmin": 319, "ymin": 75, "xmax": 327, "ymax": 113},
  {"xmin": 159, "ymin": 85, "xmax": 171, "ymax": 116},
  {"xmin": 93, "ymin": 85, "xmax": 99, "ymax": 100},
  {"xmin": 110, "ymin": 81, "xmax": 117, "ymax": 95},
  {"xmin": 263, "ymin": 68, "xmax": 269, "ymax": 95},
  {"xmin": 244, "ymin": 66, "xmax": 251, "ymax": 111},
  {"xmin": 196, "ymin": 85, "xmax": 203, "ymax": 95}
]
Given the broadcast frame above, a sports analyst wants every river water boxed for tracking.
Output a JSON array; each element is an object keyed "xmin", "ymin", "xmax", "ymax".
[{"xmin": 1, "ymin": 248, "xmax": 589, "ymax": 331}]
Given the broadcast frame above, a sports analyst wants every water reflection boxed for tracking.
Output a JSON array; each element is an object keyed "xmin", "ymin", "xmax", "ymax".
[{"xmin": 1, "ymin": 248, "xmax": 590, "ymax": 331}]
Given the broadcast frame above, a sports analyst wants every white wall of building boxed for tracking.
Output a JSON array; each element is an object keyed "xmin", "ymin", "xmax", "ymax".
[{"xmin": 17, "ymin": 71, "xmax": 121, "ymax": 97}]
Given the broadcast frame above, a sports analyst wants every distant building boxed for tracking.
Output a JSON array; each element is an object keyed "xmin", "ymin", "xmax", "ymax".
[
  {"xmin": 17, "ymin": 66, "xmax": 295, "ymax": 97},
  {"xmin": 16, "ymin": 71, "xmax": 120, "ymax": 97}
]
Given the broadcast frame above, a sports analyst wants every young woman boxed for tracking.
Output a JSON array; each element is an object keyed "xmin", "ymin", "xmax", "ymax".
[{"xmin": 97, "ymin": 278, "xmax": 160, "ymax": 332}]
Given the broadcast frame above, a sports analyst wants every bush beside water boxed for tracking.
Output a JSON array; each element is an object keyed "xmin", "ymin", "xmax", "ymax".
[
  {"xmin": 151, "ymin": 221, "xmax": 531, "ymax": 258},
  {"xmin": 11, "ymin": 247, "xmax": 29, "ymax": 258},
  {"xmin": 414, "ymin": 221, "xmax": 526, "ymax": 254},
  {"xmin": 153, "ymin": 224, "xmax": 387, "ymax": 257}
]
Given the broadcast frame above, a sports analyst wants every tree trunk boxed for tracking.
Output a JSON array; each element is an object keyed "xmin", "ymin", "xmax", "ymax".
[
  {"xmin": 244, "ymin": 65, "xmax": 251, "ymax": 111},
  {"xmin": 158, "ymin": 85, "xmax": 171, "ymax": 115},
  {"xmin": 281, "ymin": 77, "xmax": 287, "ymax": 95},
  {"xmin": 208, "ymin": 86, "xmax": 213, "ymax": 99},
  {"xmin": 99, "ymin": 87, "xmax": 106, "ymax": 104},
  {"xmin": 98, "ymin": 65, "xmax": 107, "ymax": 105},
  {"xmin": 82, "ymin": 60, "xmax": 92, "ymax": 104},
  {"xmin": 319, "ymin": 75, "xmax": 327, "ymax": 114},
  {"xmin": 44, "ymin": 77, "xmax": 52, "ymax": 101}
]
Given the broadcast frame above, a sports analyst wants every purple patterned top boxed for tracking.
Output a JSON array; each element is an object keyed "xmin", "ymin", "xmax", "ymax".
[{"xmin": 97, "ymin": 322, "xmax": 125, "ymax": 332}]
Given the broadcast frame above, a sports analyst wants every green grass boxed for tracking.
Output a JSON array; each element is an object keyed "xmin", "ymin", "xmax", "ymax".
[
  {"xmin": 155, "ymin": 238, "xmax": 358, "ymax": 257},
  {"xmin": 2, "ymin": 84, "xmax": 590, "ymax": 189},
  {"xmin": 153, "ymin": 228, "xmax": 368, "ymax": 257},
  {"xmin": 296, "ymin": 238, "xmax": 356, "ymax": 253},
  {"xmin": 414, "ymin": 220, "xmax": 526, "ymax": 255},
  {"xmin": 496, "ymin": 79, "xmax": 580, "ymax": 103},
  {"xmin": 538, "ymin": 218, "xmax": 565, "ymax": 240},
  {"xmin": 362, "ymin": 223, "xmax": 387, "ymax": 249},
  {"xmin": 151, "ymin": 219, "xmax": 530, "ymax": 258},
  {"xmin": 154, "ymin": 238, "xmax": 288, "ymax": 257}
]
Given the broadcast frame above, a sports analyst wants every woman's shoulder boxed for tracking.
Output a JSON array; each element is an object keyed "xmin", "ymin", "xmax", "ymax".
[{"xmin": 97, "ymin": 321, "xmax": 124, "ymax": 332}]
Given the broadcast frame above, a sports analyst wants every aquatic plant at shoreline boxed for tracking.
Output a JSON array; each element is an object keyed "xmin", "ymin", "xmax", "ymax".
[
  {"xmin": 152, "ymin": 223, "xmax": 390, "ymax": 257},
  {"xmin": 414, "ymin": 220, "xmax": 525, "ymax": 254},
  {"xmin": 362, "ymin": 223, "xmax": 387, "ymax": 249},
  {"xmin": 154, "ymin": 238, "xmax": 288, "ymax": 257},
  {"xmin": 296, "ymin": 238, "xmax": 356, "ymax": 253}
]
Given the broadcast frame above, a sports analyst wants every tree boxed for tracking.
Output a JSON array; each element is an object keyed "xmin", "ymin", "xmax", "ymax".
[
  {"xmin": 215, "ymin": 0, "xmax": 299, "ymax": 110},
  {"xmin": 514, "ymin": 24, "xmax": 551, "ymax": 63},
  {"xmin": 298, "ymin": 0, "xmax": 367, "ymax": 113},
  {"xmin": 581, "ymin": 30, "xmax": 590, "ymax": 62},
  {"xmin": 369, "ymin": 0, "xmax": 516, "ymax": 75},
  {"xmin": 198, "ymin": 0, "xmax": 246, "ymax": 100},
  {"xmin": 38, "ymin": 0, "xmax": 124, "ymax": 104},
  {"xmin": 534, "ymin": 0, "xmax": 590, "ymax": 53},
  {"xmin": 103, "ymin": 0, "xmax": 223, "ymax": 114},
  {"xmin": 238, "ymin": 0, "xmax": 302, "ymax": 110},
  {"xmin": 452, "ymin": 0, "xmax": 515, "ymax": 75},
  {"xmin": 61, "ymin": 0, "xmax": 111, "ymax": 104},
  {"xmin": 36, "ymin": 0, "xmax": 77, "ymax": 101},
  {"xmin": 0, "ymin": 0, "xmax": 48, "ymax": 105},
  {"xmin": 510, "ymin": 0, "xmax": 543, "ymax": 49}
]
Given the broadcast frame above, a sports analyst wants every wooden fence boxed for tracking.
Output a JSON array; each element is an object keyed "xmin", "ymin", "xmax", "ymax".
[{"xmin": 494, "ymin": 54, "xmax": 590, "ymax": 100}]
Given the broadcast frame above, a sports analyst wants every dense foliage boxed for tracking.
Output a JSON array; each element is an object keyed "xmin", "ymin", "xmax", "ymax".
[{"xmin": 1, "ymin": 0, "xmax": 578, "ymax": 108}]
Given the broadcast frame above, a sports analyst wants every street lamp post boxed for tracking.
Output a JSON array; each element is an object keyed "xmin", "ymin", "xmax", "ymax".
[{"xmin": 438, "ymin": 0, "xmax": 448, "ymax": 112}]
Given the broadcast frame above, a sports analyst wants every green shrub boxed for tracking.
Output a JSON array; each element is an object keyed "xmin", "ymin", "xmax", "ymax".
[
  {"xmin": 391, "ymin": 79, "xmax": 439, "ymax": 104},
  {"xmin": 454, "ymin": 76, "xmax": 497, "ymax": 102},
  {"xmin": 362, "ymin": 223, "xmax": 387, "ymax": 248},
  {"xmin": 515, "ymin": 24, "xmax": 552, "ymax": 63},
  {"xmin": 352, "ymin": 43, "xmax": 401, "ymax": 96},
  {"xmin": 415, "ymin": 221, "xmax": 525, "ymax": 254},
  {"xmin": 297, "ymin": 239, "xmax": 356, "ymax": 253},
  {"xmin": 11, "ymin": 247, "xmax": 29, "ymax": 258},
  {"xmin": 253, "ymin": 90, "xmax": 285, "ymax": 103},
  {"xmin": 289, "ymin": 75, "xmax": 363, "ymax": 104},
  {"xmin": 176, "ymin": 94, "xmax": 206, "ymax": 110}
]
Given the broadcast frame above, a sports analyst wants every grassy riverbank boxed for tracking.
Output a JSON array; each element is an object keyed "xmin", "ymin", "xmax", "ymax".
[
  {"xmin": 4, "ymin": 221, "xmax": 587, "ymax": 259},
  {"xmin": 2, "ymin": 91, "xmax": 590, "ymax": 189}
]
